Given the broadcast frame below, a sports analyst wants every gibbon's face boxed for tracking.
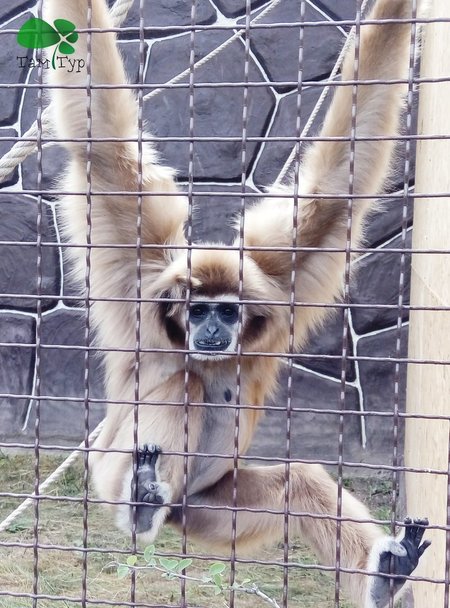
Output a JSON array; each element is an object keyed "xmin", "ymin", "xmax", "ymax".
[
  {"xmin": 157, "ymin": 252, "xmax": 276, "ymax": 357},
  {"xmin": 188, "ymin": 299, "xmax": 239, "ymax": 361}
]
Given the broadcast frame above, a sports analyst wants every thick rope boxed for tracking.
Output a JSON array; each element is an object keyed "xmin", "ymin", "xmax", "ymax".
[
  {"xmin": 0, "ymin": 107, "xmax": 52, "ymax": 185},
  {"xmin": 109, "ymin": 0, "xmax": 134, "ymax": 26}
]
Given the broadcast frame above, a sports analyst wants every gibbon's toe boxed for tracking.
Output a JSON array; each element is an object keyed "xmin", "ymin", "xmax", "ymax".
[{"xmin": 138, "ymin": 444, "xmax": 162, "ymax": 469}]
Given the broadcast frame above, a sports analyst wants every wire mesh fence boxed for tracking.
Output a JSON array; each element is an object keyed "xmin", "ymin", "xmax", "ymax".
[{"xmin": 0, "ymin": 0, "xmax": 449, "ymax": 607}]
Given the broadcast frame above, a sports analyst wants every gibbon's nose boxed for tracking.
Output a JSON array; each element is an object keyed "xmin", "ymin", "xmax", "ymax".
[{"xmin": 206, "ymin": 323, "xmax": 219, "ymax": 337}]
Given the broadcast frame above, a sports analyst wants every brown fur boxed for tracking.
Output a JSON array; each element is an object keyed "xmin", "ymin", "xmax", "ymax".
[{"xmin": 44, "ymin": 0, "xmax": 427, "ymax": 605}]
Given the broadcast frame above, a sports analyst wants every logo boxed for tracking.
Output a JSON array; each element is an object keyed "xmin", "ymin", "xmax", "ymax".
[{"xmin": 17, "ymin": 17, "xmax": 78, "ymax": 70}]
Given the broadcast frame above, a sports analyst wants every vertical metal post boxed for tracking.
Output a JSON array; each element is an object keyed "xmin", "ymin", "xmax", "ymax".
[{"xmin": 405, "ymin": 2, "xmax": 450, "ymax": 604}]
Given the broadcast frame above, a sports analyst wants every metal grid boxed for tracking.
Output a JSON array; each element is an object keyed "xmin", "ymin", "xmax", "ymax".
[{"xmin": 0, "ymin": 1, "xmax": 449, "ymax": 607}]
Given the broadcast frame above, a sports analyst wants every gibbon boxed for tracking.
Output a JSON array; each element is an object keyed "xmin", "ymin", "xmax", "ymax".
[{"xmin": 44, "ymin": 0, "xmax": 430, "ymax": 605}]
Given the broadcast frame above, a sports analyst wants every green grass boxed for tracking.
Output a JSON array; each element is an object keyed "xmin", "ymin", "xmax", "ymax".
[{"xmin": 0, "ymin": 452, "xmax": 392, "ymax": 608}]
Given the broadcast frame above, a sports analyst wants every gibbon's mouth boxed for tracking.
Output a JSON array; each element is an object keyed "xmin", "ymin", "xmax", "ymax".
[{"xmin": 194, "ymin": 339, "xmax": 231, "ymax": 351}]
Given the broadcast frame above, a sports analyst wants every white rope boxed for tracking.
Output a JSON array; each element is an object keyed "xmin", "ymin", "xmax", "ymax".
[
  {"xmin": 109, "ymin": 0, "xmax": 134, "ymax": 26},
  {"xmin": 274, "ymin": 0, "xmax": 371, "ymax": 185},
  {"xmin": 0, "ymin": 108, "xmax": 53, "ymax": 185},
  {"xmin": 0, "ymin": 420, "xmax": 104, "ymax": 533},
  {"xmin": 144, "ymin": 0, "xmax": 285, "ymax": 101}
]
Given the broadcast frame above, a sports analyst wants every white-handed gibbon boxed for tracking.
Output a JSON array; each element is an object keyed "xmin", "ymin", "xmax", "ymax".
[{"xmin": 44, "ymin": 0, "xmax": 430, "ymax": 605}]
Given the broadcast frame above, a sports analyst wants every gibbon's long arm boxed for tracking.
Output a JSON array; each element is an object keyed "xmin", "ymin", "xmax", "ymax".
[
  {"xmin": 44, "ymin": 0, "xmax": 190, "ymax": 493},
  {"xmin": 44, "ymin": 0, "xmax": 187, "ymax": 300},
  {"xmin": 44, "ymin": 1, "xmax": 430, "ymax": 607},
  {"xmin": 242, "ymin": 0, "xmax": 426, "ymax": 347}
]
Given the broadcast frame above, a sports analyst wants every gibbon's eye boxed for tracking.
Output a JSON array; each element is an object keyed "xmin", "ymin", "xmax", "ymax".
[
  {"xmin": 190, "ymin": 304, "xmax": 208, "ymax": 319},
  {"xmin": 218, "ymin": 303, "xmax": 239, "ymax": 323}
]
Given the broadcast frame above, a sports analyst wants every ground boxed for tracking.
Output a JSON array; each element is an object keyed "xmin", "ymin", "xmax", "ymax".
[{"xmin": 0, "ymin": 453, "xmax": 393, "ymax": 608}]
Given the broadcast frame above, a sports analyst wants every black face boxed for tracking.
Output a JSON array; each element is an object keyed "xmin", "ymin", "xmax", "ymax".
[{"xmin": 189, "ymin": 302, "xmax": 239, "ymax": 353}]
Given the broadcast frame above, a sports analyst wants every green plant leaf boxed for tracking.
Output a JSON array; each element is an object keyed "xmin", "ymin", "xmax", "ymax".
[
  {"xmin": 159, "ymin": 557, "xmax": 178, "ymax": 571},
  {"xmin": 58, "ymin": 41, "xmax": 75, "ymax": 55},
  {"xmin": 143, "ymin": 545, "xmax": 155, "ymax": 561},
  {"xmin": 239, "ymin": 578, "xmax": 251, "ymax": 586},
  {"xmin": 214, "ymin": 587, "xmax": 222, "ymax": 595},
  {"xmin": 213, "ymin": 574, "xmax": 223, "ymax": 588},
  {"xmin": 209, "ymin": 562, "xmax": 226, "ymax": 576},
  {"xmin": 6, "ymin": 522, "xmax": 29, "ymax": 533},
  {"xmin": 117, "ymin": 565, "xmax": 129, "ymax": 579},
  {"xmin": 175, "ymin": 558, "xmax": 193, "ymax": 571},
  {"xmin": 126, "ymin": 555, "xmax": 137, "ymax": 567},
  {"xmin": 17, "ymin": 18, "xmax": 60, "ymax": 49}
]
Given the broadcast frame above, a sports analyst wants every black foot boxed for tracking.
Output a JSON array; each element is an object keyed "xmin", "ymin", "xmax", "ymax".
[
  {"xmin": 132, "ymin": 444, "xmax": 166, "ymax": 533},
  {"xmin": 371, "ymin": 518, "xmax": 431, "ymax": 607}
]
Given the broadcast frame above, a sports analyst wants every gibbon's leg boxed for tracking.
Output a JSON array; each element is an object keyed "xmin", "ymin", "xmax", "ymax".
[
  {"xmin": 91, "ymin": 371, "xmax": 235, "ymax": 545},
  {"xmin": 169, "ymin": 464, "xmax": 429, "ymax": 607}
]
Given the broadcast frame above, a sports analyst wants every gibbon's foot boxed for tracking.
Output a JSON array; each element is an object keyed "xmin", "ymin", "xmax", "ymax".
[
  {"xmin": 369, "ymin": 518, "xmax": 431, "ymax": 608},
  {"xmin": 133, "ymin": 444, "xmax": 166, "ymax": 533}
]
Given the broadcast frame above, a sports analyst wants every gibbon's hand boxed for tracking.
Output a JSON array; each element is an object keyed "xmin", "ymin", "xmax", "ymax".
[{"xmin": 370, "ymin": 518, "xmax": 431, "ymax": 608}]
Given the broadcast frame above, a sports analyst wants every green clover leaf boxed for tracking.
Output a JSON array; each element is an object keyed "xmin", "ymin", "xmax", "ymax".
[
  {"xmin": 53, "ymin": 19, "xmax": 78, "ymax": 41},
  {"xmin": 58, "ymin": 41, "xmax": 76, "ymax": 55},
  {"xmin": 17, "ymin": 18, "xmax": 60, "ymax": 49}
]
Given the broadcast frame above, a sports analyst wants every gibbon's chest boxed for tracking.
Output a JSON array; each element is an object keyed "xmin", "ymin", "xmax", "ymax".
[
  {"xmin": 188, "ymin": 359, "xmax": 241, "ymax": 406},
  {"xmin": 202, "ymin": 372, "xmax": 236, "ymax": 406},
  {"xmin": 199, "ymin": 372, "xmax": 238, "ymax": 456},
  {"xmin": 185, "ymin": 369, "xmax": 251, "ymax": 495}
]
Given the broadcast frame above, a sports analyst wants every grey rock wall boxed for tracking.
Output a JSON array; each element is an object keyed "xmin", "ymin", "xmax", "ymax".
[{"xmin": 0, "ymin": 0, "xmax": 414, "ymax": 472}]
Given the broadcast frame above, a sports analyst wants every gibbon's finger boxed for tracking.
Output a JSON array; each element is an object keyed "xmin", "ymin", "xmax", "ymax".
[
  {"xmin": 405, "ymin": 517, "xmax": 429, "ymax": 544},
  {"xmin": 418, "ymin": 540, "xmax": 432, "ymax": 558},
  {"xmin": 143, "ymin": 444, "xmax": 161, "ymax": 468},
  {"xmin": 403, "ymin": 516, "xmax": 413, "ymax": 527},
  {"xmin": 138, "ymin": 447, "xmax": 149, "ymax": 469}
]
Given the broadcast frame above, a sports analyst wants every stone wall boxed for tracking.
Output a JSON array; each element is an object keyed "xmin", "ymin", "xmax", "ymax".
[{"xmin": 0, "ymin": 0, "xmax": 414, "ymax": 472}]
